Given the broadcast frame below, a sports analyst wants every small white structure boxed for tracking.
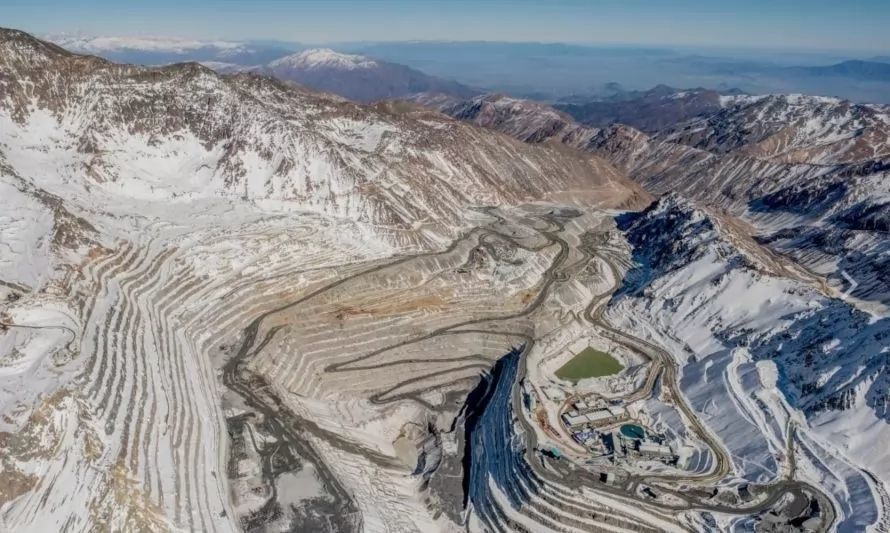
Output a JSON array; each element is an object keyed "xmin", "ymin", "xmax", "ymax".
[
  {"xmin": 562, "ymin": 413, "xmax": 589, "ymax": 428},
  {"xmin": 606, "ymin": 405, "xmax": 627, "ymax": 418},
  {"xmin": 586, "ymin": 410, "xmax": 615, "ymax": 424},
  {"xmin": 638, "ymin": 442, "xmax": 673, "ymax": 459},
  {"xmin": 562, "ymin": 406, "xmax": 628, "ymax": 429}
]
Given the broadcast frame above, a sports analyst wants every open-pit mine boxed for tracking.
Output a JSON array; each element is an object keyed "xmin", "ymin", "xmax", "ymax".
[{"xmin": 2, "ymin": 28, "xmax": 888, "ymax": 533}]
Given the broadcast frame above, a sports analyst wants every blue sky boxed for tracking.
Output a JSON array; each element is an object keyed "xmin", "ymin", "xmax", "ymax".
[{"xmin": 3, "ymin": 0, "xmax": 889, "ymax": 51}]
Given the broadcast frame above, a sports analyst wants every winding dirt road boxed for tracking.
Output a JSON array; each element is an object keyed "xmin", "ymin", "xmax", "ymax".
[{"xmin": 223, "ymin": 206, "xmax": 836, "ymax": 531}]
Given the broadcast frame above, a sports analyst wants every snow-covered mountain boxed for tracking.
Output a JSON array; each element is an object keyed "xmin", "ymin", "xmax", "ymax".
[
  {"xmin": 0, "ymin": 29, "xmax": 643, "ymax": 235},
  {"xmin": 423, "ymin": 89, "xmax": 890, "ymax": 309},
  {"xmin": 612, "ymin": 94, "xmax": 890, "ymax": 309},
  {"xmin": 45, "ymin": 33, "xmax": 294, "ymax": 66},
  {"xmin": 263, "ymin": 48, "xmax": 479, "ymax": 102},
  {"xmin": 269, "ymin": 48, "xmax": 379, "ymax": 71},
  {"xmin": 47, "ymin": 34, "xmax": 246, "ymax": 54},
  {"xmin": 615, "ymin": 194, "xmax": 888, "ymax": 423},
  {"xmin": 411, "ymin": 93, "xmax": 657, "ymax": 171},
  {"xmin": 608, "ymin": 195, "xmax": 889, "ymax": 529}
]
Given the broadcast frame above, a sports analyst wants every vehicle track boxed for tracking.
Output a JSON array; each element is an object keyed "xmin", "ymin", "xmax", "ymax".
[{"xmin": 224, "ymin": 207, "xmax": 837, "ymax": 531}]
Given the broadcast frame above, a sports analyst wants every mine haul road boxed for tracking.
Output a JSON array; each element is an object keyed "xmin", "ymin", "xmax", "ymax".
[{"xmin": 223, "ymin": 206, "xmax": 837, "ymax": 531}]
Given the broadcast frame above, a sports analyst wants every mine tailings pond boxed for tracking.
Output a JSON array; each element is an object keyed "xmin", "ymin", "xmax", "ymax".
[
  {"xmin": 555, "ymin": 347, "xmax": 623, "ymax": 383},
  {"xmin": 620, "ymin": 424, "xmax": 645, "ymax": 440}
]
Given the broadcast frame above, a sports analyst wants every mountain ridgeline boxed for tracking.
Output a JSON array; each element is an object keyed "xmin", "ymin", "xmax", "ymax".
[{"xmin": 419, "ymin": 88, "xmax": 890, "ymax": 309}]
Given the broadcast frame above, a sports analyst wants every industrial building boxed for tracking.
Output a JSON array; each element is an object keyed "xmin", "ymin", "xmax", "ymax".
[
  {"xmin": 561, "ymin": 405, "xmax": 628, "ymax": 429},
  {"xmin": 638, "ymin": 441, "xmax": 674, "ymax": 459}
]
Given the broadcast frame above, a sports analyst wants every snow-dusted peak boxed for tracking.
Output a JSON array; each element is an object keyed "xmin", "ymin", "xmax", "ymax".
[{"xmin": 269, "ymin": 48, "xmax": 378, "ymax": 71}]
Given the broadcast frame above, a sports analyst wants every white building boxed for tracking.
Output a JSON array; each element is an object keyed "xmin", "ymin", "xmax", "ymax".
[
  {"xmin": 586, "ymin": 410, "xmax": 616, "ymax": 424},
  {"xmin": 606, "ymin": 405, "xmax": 627, "ymax": 418},
  {"xmin": 638, "ymin": 442, "xmax": 673, "ymax": 458},
  {"xmin": 562, "ymin": 413, "xmax": 589, "ymax": 428},
  {"xmin": 562, "ymin": 407, "xmax": 628, "ymax": 429}
]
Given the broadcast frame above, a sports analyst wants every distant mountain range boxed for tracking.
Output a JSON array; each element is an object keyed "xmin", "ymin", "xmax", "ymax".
[
  {"xmin": 46, "ymin": 34, "xmax": 296, "ymax": 66},
  {"xmin": 787, "ymin": 59, "xmax": 890, "ymax": 82},
  {"xmin": 552, "ymin": 84, "xmax": 736, "ymax": 133},
  {"xmin": 345, "ymin": 42, "xmax": 890, "ymax": 104},
  {"xmin": 47, "ymin": 35, "xmax": 481, "ymax": 102},
  {"xmin": 44, "ymin": 35, "xmax": 890, "ymax": 104}
]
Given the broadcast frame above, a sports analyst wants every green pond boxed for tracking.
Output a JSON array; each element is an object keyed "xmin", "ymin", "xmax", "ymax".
[
  {"xmin": 555, "ymin": 347, "xmax": 623, "ymax": 383},
  {"xmin": 620, "ymin": 424, "xmax": 646, "ymax": 440}
]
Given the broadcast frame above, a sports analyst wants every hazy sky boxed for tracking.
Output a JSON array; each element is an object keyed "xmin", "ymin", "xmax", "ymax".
[{"xmin": 4, "ymin": 0, "xmax": 889, "ymax": 51}]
